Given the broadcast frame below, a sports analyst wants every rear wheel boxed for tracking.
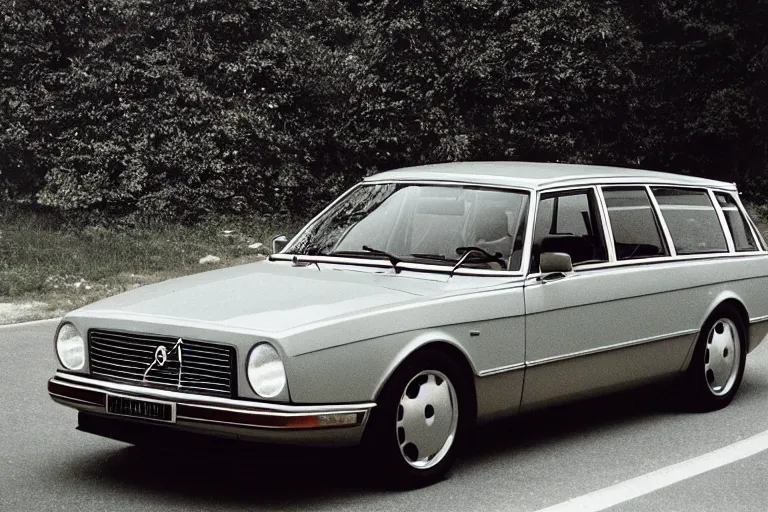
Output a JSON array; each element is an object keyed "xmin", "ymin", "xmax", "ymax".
[
  {"xmin": 363, "ymin": 349, "xmax": 473, "ymax": 488},
  {"xmin": 680, "ymin": 305, "xmax": 747, "ymax": 412}
]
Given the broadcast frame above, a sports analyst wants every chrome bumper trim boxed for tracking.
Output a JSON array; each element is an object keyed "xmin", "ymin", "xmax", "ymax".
[
  {"xmin": 49, "ymin": 372, "xmax": 374, "ymax": 441},
  {"xmin": 53, "ymin": 371, "xmax": 376, "ymax": 415}
]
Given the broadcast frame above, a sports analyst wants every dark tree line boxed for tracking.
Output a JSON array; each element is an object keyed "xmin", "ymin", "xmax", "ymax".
[{"xmin": 1, "ymin": 0, "xmax": 767, "ymax": 223}]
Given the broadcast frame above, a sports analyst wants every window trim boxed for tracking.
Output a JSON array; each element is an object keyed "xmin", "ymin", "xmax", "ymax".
[
  {"xmin": 595, "ymin": 186, "xmax": 617, "ymax": 263},
  {"xmin": 649, "ymin": 185, "xmax": 730, "ymax": 257},
  {"xmin": 530, "ymin": 186, "xmax": 610, "ymax": 271},
  {"xmin": 526, "ymin": 183, "xmax": 766, "ymax": 279},
  {"xmin": 717, "ymin": 191, "xmax": 765, "ymax": 253},
  {"xmin": 708, "ymin": 189, "xmax": 736, "ymax": 253},
  {"xmin": 276, "ymin": 178, "xmax": 767, "ymax": 281},
  {"xmin": 278, "ymin": 180, "xmax": 536, "ymax": 277},
  {"xmin": 598, "ymin": 185, "xmax": 671, "ymax": 262},
  {"xmin": 645, "ymin": 185, "xmax": 678, "ymax": 257}
]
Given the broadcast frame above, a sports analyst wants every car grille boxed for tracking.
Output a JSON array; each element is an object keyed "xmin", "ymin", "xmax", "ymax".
[{"xmin": 88, "ymin": 329, "xmax": 236, "ymax": 397}]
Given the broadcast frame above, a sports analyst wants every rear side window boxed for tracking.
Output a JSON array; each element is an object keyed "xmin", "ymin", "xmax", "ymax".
[
  {"xmin": 715, "ymin": 193, "xmax": 758, "ymax": 252},
  {"xmin": 651, "ymin": 188, "xmax": 727, "ymax": 255},
  {"xmin": 603, "ymin": 187, "xmax": 668, "ymax": 260}
]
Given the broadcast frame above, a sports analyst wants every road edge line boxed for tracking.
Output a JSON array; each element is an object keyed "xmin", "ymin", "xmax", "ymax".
[
  {"xmin": 0, "ymin": 317, "xmax": 61, "ymax": 330},
  {"xmin": 534, "ymin": 427, "xmax": 768, "ymax": 512}
]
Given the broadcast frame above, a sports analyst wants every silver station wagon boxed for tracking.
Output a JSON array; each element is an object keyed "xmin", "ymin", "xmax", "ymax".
[{"xmin": 49, "ymin": 162, "xmax": 768, "ymax": 487}]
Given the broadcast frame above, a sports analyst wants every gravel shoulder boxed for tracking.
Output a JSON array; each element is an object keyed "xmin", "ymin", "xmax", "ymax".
[{"xmin": 0, "ymin": 301, "xmax": 59, "ymax": 325}]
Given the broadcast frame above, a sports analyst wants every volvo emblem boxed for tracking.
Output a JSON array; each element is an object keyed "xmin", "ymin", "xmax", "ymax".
[
  {"xmin": 154, "ymin": 345, "xmax": 168, "ymax": 366},
  {"xmin": 143, "ymin": 338, "xmax": 184, "ymax": 387}
]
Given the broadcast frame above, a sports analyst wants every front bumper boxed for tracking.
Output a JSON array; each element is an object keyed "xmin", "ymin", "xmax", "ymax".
[{"xmin": 48, "ymin": 372, "xmax": 375, "ymax": 447}]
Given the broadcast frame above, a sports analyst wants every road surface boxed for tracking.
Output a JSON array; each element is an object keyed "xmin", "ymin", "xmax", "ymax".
[{"xmin": 2, "ymin": 320, "xmax": 768, "ymax": 511}]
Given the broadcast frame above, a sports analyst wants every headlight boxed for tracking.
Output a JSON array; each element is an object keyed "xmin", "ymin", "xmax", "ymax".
[
  {"xmin": 56, "ymin": 323, "xmax": 85, "ymax": 370},
  {"xmin": 247, "ymin": 343, "xmax": 286, "ymax": 398}
]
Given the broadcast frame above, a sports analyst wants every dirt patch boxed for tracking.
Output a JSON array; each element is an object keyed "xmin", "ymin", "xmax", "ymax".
[{"xmin": 0, "ymin": 302, "xmax": 58, "ymax": 325}]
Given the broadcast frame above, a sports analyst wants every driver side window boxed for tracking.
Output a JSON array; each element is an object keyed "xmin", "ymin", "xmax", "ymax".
[{"xmin": 532, "ymin": 189, "xmax": 608, "ymax": 270}]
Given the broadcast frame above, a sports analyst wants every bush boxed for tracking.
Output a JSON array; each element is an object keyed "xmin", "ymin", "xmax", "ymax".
[{"xmin": 1, "ymin": 0, "xmax": 767, "ymax": 223}]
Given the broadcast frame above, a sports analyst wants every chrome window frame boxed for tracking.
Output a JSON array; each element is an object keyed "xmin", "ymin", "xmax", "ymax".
[
  {"xmin": 526, "ymin": 184, "xmax": 613, "ymax": 277},
  {"xmin": 275, "ymin": 177, "xmax": 766, "ymax": 281},
  {"xmin": 708, "ymin": 189, "xmax": 737, "ymax": 253},
  {"xmin": 715, "ymin": 190, "xmax": 765, "ymax": 253},
  {"xmin": 595, "ymin": 186, "xmax": 617, "ymax": 263},
  {"xmin": 527, "ymin": 181, "xmax": 767, "ymax": 279},
  {"xmin": 597, "ymin": 185, "xmax": 672, "ymax": 262},
  {"xmin": 648, "ymin": 185, "xmax": 731, "ymax": 257},
  {"xmin": 646, "ymin": 184, "xmax": 677, "ymax": 257},
  {"xmin": 737, "ymin": 193, "xmax": 768, "ymax": 251},
  {"xmin": 275, "ymin": 180, "xmax": 537, "ymax": 278}
]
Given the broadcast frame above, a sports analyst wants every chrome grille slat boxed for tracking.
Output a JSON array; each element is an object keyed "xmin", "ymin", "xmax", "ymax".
[
  {"xmin": 91, "ymin": 342, "xmax": 230, "ymax": 366},
  {"xmin": 91, "ymin": 359, "xmax": 147, "ymax": 372},
  {"xmin": 179, "ymin": 373, "xmax": 231, "ymax": 384},
  {"xmin": 88, "ymin": 330, "xmax": 235, "ymax": 397},
  {"xmin": 91, "ymin": 345, "xmax": 229, "ymax": 375},
  {"xmin": 173, "ymin": 359, "xmax": 231, "ymax": 371},
  {"xmin": 167, "ymin": 383, "xmax": 230, "ymax": 392},
  {"xmin": 92, "ymin": 334, "xmax": 230, "ymax": 354},
  {"xmin": 91, "ymin": 367, "xmax": 168, "ymax": 380},
  {"xmin": 91, "ymin": 371, "xmax": 231, "ymax": 392},
  {"xmin": 90, "ymin": 340, "xmax": 152, "ymax": 355},
  {"xmin": 181, "ymin": 367, "xmax": 231, "ymax": 377},
  {"xmin": 180, "ymin": 352, "xmax": 230, "ymax": 362},
  {"xmin": 91, "ymin": 365, "xmax": 176, "ymax": 382},
  {"xmin": 92, "ymin": 332, "xmax": 230, "ymax": 353},
  {"xmin": 90, "ymin": 346, "xmax": 152, "ymax": 363}
]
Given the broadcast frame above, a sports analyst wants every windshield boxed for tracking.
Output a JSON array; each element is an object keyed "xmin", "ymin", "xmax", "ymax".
[{"xmin": 286, "ymin": 183, "xmax": 530, "ymax": 272}]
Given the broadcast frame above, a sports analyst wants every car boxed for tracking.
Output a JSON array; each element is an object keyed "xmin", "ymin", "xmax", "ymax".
[{"xmin": 48, "ymin": 161, "xmax": 768, "ymax": 488}]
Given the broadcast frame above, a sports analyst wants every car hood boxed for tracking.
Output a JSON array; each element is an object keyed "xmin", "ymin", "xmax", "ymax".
[{"xmin": 73, "ymin": 260, "xmax": 485, "ymax": 333}]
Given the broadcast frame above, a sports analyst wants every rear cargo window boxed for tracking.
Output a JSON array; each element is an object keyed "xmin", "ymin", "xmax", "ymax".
[
  {"xmin": 715, "ymin": 193, "xmax": 758, "ymax": 252},
  {"xmin": 651, "ymin": 188, "xmax": 727, "ymax": 255}
]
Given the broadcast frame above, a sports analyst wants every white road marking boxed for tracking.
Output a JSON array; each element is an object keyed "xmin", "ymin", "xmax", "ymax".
[
  {"xmin": 0, "ymin": 317, "xmax": 60, "ymax": 331},
  {"xmin": 534, "ymin": 428, "xmax": 768, "ymax": 512}
]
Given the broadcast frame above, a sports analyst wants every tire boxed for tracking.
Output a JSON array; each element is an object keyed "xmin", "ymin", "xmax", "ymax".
[
  {"xmin": 362, "ymin": 349, "xmax": 474, "ymax": 489},
  {"xmin": 680, "ymin": 305, "xmax": 747, "ymax": 412}
]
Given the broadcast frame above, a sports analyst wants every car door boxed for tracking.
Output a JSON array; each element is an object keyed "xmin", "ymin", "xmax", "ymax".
[{"xmin": 520, "ymin": 186, "xmax": 695, "ymax": 410}]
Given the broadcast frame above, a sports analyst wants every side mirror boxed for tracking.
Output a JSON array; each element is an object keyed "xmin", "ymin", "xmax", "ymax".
[
  {"xmin": 272, "ymin": 235, "xmax": 289, "ymax": 254},
  {"xmin": 539, "ymin": 252, "xmax": 572, "ymax": 278}
]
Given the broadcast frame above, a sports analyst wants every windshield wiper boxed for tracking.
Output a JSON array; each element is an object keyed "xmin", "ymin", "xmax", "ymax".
[
  {"xmin": 410, "ymin": 253, "xmax": 445, "ymax": 260},
  {"xmin": 450, "ymin": 246, "xmax": 506, "ymax": 276},
  {"xmin": 362, "ymin": 245, "xmax": 402, "ymax": 272},
  {"xmin": 327, "ymin": 247, "xmax": 403, "ymax": 273},
  {"xmin": 408, "ymin": 253, "xmax": 458, "ymax": 265}
]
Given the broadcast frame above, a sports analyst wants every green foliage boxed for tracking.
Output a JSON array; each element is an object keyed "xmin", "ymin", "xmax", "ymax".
[
  {"xmin": 1, "ymin": 0, "xmax": 767, "ymax": 222},
  {"xmin": 0, "ymin": 202, "xmax": 300, "ymax": 299}
]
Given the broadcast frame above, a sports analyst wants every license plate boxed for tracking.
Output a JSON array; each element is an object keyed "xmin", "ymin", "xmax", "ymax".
[{"xmin": 106, "ymin": 394, "xmax": 176, "ymax": 423}]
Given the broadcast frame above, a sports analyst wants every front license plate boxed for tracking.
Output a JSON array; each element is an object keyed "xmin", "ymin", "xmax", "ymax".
[{"xmin": 106, "ymin": 394, "xmax": 176, "ymax": 423}]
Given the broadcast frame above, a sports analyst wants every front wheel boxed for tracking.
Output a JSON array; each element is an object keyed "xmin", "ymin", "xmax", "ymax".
[
  {"xmin": 680, "ymin": 305, "xmax": 747, "ymax": 412},
  {"xmin": 363, "ymin": 350, "xmax": 473, "ymax": 488}
]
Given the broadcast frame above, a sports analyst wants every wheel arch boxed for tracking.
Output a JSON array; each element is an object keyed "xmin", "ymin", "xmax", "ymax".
[
  {"xmin": 373, "ymin": 335, "xmax": 478, "ymax": 420},
  {"xmin": 700, "ymin": 293, "xmax": 750, "ymax": 341},
  {"xmin": 699, "ymin": 291, "xmax": 749, "ymax": 341},
  {"xmin": 681, "ymin": 294, "xmax": 750, "ymax": 372}
]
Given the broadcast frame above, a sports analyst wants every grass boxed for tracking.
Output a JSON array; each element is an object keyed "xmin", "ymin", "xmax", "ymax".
[
  {"xmin": 0, "ymin": 204, "xmax": 766, "ymax": 325},
  {"xmin": 0, "ymin": 207, "xmax": 302, "ymax": 323}
]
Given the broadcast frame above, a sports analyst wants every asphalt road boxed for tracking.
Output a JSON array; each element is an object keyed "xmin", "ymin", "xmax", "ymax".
[{"xmin": 2, "ymin": 320, "xmax": 768, "ymax": 511}]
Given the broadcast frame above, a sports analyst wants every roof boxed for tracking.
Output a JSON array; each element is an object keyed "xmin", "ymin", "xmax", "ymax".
[{"xmin": 364, "ymin": 162, "xmax": 736, "ymax": 191}]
